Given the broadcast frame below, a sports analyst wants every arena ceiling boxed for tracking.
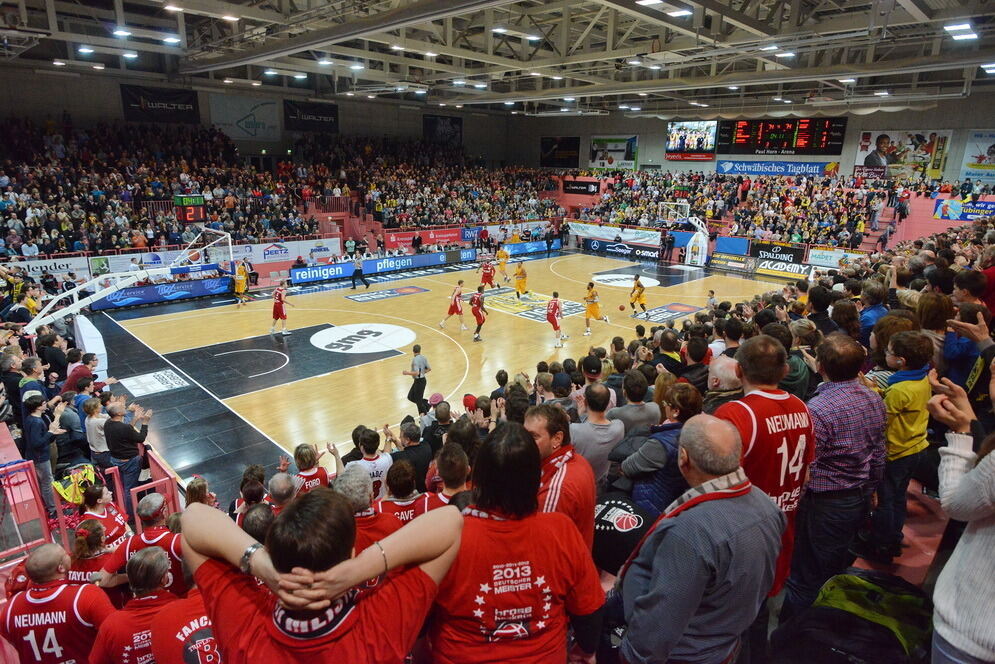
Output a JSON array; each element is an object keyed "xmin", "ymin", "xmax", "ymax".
[{"xmin": 2, "ymin": 0, "xmax": 994, "ymax": 116}]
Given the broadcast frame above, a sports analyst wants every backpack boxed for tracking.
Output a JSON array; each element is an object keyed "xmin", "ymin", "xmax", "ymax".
[{"xmin": 770, "ymin": 568, "xmax": 932, "ymax": 664}]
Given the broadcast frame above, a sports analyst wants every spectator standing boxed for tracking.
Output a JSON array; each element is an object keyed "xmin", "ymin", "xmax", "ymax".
[
  {"xmin": 89, "ymin": 548, "xmax": 178, "ymax": 664},
  {"xmin": 524, "ymin": 404, "xmax": 597, "ymax": 548},
  {"xmin": 569, "ymin": 383, "xmax": 625, "ymax": 490},
  {"xmin": 858, "ymin": 281, "xmax": 889, "ymax": 347},
  {"xmin": 335, "ymin": 464, "xmax": 404, "ymax": 554},
  {"xmin": 806, "ymin": 285, "xmax": 840, "ymax": 337},
  {"xmin": 103, "ymin": 403, "xmax": 152, "ymax": 517},
  {"xmin": 607, "ymin": 370, "xmax": 661, "ymax": 434},
  {"xmin": 0, "ymin": 543, "xmax": 114, "ymax": 663},
  {"xmin": 385, "ymin": 421, "xmax": 432, "ymax": 492},
  {"xmin": 780, "ymin": 334, "xmax": 887, "ymax": 622},
  {"xmin": 715, "ymin": 335, "xmax": 814, "ymax": 660},
  {"xmin": 179, "ymin": 491, "xmax": 462, "ymax": 662},
  {"xmin": 853, "ymin": 331, "xmax": 932, "ymax": 563},
  {"xmin": 22, "ymin": 395, "xmax": 65, "ymax": 517},
  {"xmin": 430, "ymin": 423, "xmax": 605, "ymax": 663},
  {"xmin": 702, "ymin": 355, "xmax": 744, "ymax": 414},
  {"xmin": 614, "ymin": 415, "xmax": 785, "ymax": 664},
  {"xmin": 150, "ymin": 572, "xmax": 221, "ymax": 664},
  {"xmin": 61, "ymin": 352, "xmax": 117, "ymax": 394}
]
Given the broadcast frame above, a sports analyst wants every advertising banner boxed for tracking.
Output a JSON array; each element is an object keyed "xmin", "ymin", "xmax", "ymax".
[
  {"xmin": 853, "ymin": 165, "xmax": 886, "ymax": 179},
  {"xmin": 120, "ymin": 85, "xmax": 199, "ymax": 124},
  {"xmin": 569, "ymin": 221, "xmax": 661, "ymax": 247},
  {"xmin": 423, "ymin": 115, "xmax": 463, "ymax": 147},
  {"xmin": 384, "ymin": 227, "xmax": 462, "ymax": 250},
  {"xmin": 853, "ymin": 130, "xmax": 952, "ymax": 180},
  {"xmin": 563, "ymin": 179, "xmax": 600, "ymax": 195},
  {"xmin": 461, "ymin": 227, "xmax": 481, "ymax": 242},
  {"xmin": 750, "ymin": 241, "xmax": 808, "ymax": 280},
  {"xmin": 209, "ymin": 94, "xmax": 280, "ymax": 141},
  {"xmin": 201, "ymin": 238, "xmax": 341, "ymax": 267},
  {"xmin": 291, "ymin": 249, "xmax": 477, "ymax": 285},
  {"xmin": 540, "ymin": 137, "xmax": 581, "ymax": 168},
  {"xmin": 807, "ymin": 247, "xmax": 868, "ymax": 269},
  {"xmin": 716, "ymin": 160, "xmax": 839, "ymax": 177},
  {"xmin": 959, "ymin": 130, "xmax": 995, "ymax": 184},
  {"xmin": 713, "ymin": 236, "xmax": 750, "ymax": 256},
  {"xmin": 505, "ymin": 239, "xmax": 562, "ymax": 257},
  {"xmin": 932, "ymin": 198, "xmax": 995, "ymax": 221},
  {"xmin": 666, "ymin": 121, "xmax": 717, "ymax": 161},
  {"xmin": 583, "ymin": 238, "xmax": 660, "ymax": 261},
  {"xmin": 91, "ymin": 277, "xmax": 233, "ymax": 310},
  {"xmin": 90, "ymin": 250, "xmax": 191, "ymax": 276},
  {"xmin": 6, "ymin": 256, "xmax": 92, "ymax": 280},
  {"xmin": 589, "ymin": 135, "xmax": 638, "ymax": 169},
  {"xmin": 283, "ymin": 100, "xmax": 339, "ymax": 133},
  {"xmin": 709, "ymin": 252, "xmax": 754, "ymax": 274}
]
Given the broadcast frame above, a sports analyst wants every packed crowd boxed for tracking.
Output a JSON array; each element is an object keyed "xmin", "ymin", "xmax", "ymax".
[{"xmin": 0, "ymin": 208, "xmax": 993, "ymax": 664}]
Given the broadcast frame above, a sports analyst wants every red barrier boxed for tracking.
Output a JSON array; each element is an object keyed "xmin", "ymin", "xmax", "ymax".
[{"xmin": 0, "ymin": 461, "xmax": 58, "ymax": 560}]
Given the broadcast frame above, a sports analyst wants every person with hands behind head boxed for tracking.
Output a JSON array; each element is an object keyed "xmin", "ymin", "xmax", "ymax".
[
  {"xmin": 925, "ymin": 376, "xmax": 995, "ymax": 664},
  {"xmin": 23, "ymin": 394, "xmax": 65, "ymax": 517},
  {"xmin": 180, "ymin": 491, "xmax": 462, "ymax": 664}
]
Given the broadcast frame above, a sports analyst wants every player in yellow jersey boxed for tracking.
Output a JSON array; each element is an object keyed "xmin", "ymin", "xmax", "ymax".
[
  {"xmin": 513, "ymin": 262, "xmax": 529, "ymax": 300},
  {"xmin": 495, "ymin": 245, "xmax": 511, "ymax": 282},
  {"xmin": 233, "ymin": 259, "xmax": 250, "ymax": 307},
  {"xmin": 629, "ymin": 274, "xmax": 648, "ymax": 318},
  {"xmin": 583, "ymin": 282, "xmax": 610, "ymax": 335}
]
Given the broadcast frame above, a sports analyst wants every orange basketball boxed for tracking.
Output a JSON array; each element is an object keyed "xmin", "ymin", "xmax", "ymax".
[{"xmin": 618, "ymin": 305, "xmax": 625, "ymax": 311}]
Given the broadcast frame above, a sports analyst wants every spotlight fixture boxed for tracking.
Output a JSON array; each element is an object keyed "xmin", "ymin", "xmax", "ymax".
[
  {"xmin": 760, "ymin": 45, "xmax": 778, "ymax": 51},
  {"xmin": 113, "ymin": 28, "xmax": 131, "ymax": 37},
  {"xmin": 349, "ymin": 64, "xmax": 364, "ymax": 70},
  {"xmin": 774, "ymin": 52, "xmax": 795, "ymax": 58},
  {"xmin": 728, "ymin": 86, "xmax": 739, "ymax": 90},
  {"xmin": 837, "ymin": 78, "xmax": 856, "ymax": 83},
  {"xmin": 666, "ymin": 9, "xmax": 692, "ymax": 16},
  {"xmin": 77, "ymin": 46, "xmax": 94, "ymax": 54},
  {"xmin": 162, "ymin": 36, "xmax": 181, "ymax": 44}
]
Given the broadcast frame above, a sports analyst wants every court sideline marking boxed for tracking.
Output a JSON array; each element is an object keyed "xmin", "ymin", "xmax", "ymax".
[{"xmin": 100, "ymin": 312, "xmax": 288, "ymax": 458}]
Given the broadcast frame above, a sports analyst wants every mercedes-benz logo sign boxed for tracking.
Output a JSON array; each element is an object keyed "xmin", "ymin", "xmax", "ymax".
[{"xmin": 591, "ymin": 241, "xmax": 600, "ymax": 250}]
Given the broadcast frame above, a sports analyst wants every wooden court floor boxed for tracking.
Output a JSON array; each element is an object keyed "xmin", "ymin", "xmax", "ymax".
[{"xmin": 116, "ymin": 254, "xmax": 780, "ymax": 456}]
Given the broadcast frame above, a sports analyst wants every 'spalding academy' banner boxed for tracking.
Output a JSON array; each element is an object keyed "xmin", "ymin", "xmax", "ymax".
[
  {"xmin": 120, "ymin": 85, "xmax": 199, "ymax": 124},
  {"xmin": 749, "ymin": 241, "xmax": 808, "ymax": 280},
  {"xmin": 540, "ymin": 137, "xmax": 581, "ymax": 168},
  {"xmin": 959, "ymin": 130, "xmax": 995, "ymax": 184},
  {"xmin": 283, "ymin": 100, "xmax": 339, "ymax": 133},
  {"xmin": 209, "ymin": 94, "xmax": 280, "ymax": 141}
]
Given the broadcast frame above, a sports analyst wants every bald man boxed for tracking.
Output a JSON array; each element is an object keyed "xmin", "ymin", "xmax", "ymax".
[
  {"xmin": 614, "ymin": 414, "xmax": 785, "ymax": 664},
  {"xmin": 0, "ymin": 543, "xmax": 115, "ymax": 663}
]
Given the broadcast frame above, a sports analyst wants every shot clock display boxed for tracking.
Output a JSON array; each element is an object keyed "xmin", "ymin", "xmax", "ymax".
[
  {"xmin": 174, "ymin": 195, "xmax": 207, "ymax": 224},
  {"xmin": 717, "ymin": 117, "xmax": 847, "ymax": 156}
]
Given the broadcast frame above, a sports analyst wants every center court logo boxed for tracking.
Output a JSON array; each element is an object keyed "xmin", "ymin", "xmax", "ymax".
[
  {"xmin": 591, "ymin": 274, "xmax": 661, "ymax": 289},
  {"xmin": 309, "ymin": 323, "xmax": 416, "ymax": 354}
]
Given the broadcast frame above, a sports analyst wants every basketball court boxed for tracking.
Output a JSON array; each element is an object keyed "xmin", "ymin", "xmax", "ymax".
[{"xmin": 90, "ymin": 249, "xmax": 781, "ymax": 499}]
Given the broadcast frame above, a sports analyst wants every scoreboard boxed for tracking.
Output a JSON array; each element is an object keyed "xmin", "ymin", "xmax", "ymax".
[
  {"xmin": 717, "ymin": 117, "xmax": 847, "ymax": 155},
  {"xmin": 174, "ymin": 195, "xmax": 207, "ymax": 224}
]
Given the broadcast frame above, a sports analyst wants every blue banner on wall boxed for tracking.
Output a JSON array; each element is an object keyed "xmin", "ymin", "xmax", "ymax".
[
  {"xmin": 668, "ymin": 231, "xmax": 693, "ymax": 249},
  {"xmin": 461, "ymin": 227, "xmax": 481, "ymax": 242},
  {"xmin": 714, "ymin": 236, "xmax": 750, "ymax": 256},
  {"xmin": 505, "ymin": 239, "xmax": 561, "ymax": 256},
  {"xmin": 291, "ymin": 249, "xmax": 478, "ymax": 285},
  {"xmin": 932, "ymin": 198, "xmax": 995, "ymax": 221},
  {"xmin": 92, "ymin": 277, "xmax": 233, "ymax": 310},
  {"xmin": 716, "ymin": 160, "xmax": 838, "ymax": 177},
  {"xmin": 582, "ymin": 238, "xmax": 660, "ymax": 261}
]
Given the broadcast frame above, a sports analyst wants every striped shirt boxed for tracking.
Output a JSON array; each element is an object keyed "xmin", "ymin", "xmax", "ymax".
[
  {"xmin": 537, "ymin": 445, "xmax": 596, "ymax": 548},
  {"xmin": 806, "ymin": 379, "xmax": 887, "ymax": 493}
]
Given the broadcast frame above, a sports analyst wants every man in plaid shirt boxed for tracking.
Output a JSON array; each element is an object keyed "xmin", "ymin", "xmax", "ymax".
[{"xmin": 779, "ymin": 334, "xmax": 886, "ymax": 622}]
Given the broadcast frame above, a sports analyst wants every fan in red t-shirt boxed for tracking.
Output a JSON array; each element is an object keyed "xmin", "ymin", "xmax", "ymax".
[
  {"xmin": 90, "ymin": 548, "xmax": 179, "ymax": 664},
  {"xmin": 714, "ymin": 335, "xmax": 814, "ymax": 597},
  {"xmin": 376, "ymin": 460, "xmax": 430, "ymax": 524},
  {"xmin": 100, "ymin": 493, "xmax": 189, "ymax": 597},
  {"xmin": 292, "ymin": 442, "xmax": 343, "ymax": 496},
  {"xmin": 524, "ymin": 404, "xmax": 597, "ymax": 549},
  {"xmin": 80, "ymin": 484, "xmax": 133, "ymax": 550},
  {"xmin": 180, "ymin": 488, "xmax": 462, "ymax": 663},
  {"xmin": 431, "ymin": 422, "xmax": 605, "ymax": 663},
  {"xmin": 69, "ymin": 519, "xmax": 129, "ymax": 608},
  {"xmin": 0, "ymin": 543, "xmax": 115, "ymax": 664},
  {"xmin": 150, "ymin": 585, "xmax": 221, "ymax": 664},
  {"xmin": 337, "ymin": 464, "xmax": 404, "ymax": 553}
]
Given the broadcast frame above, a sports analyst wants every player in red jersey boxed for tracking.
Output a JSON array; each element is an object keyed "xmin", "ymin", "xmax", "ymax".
[
  {"xmin": 0, "ymin": 543, "xmax": 115, "ymax": 664},
  {"xmin": 547, "ymin": 291, "xmax": 569, "ymax": 348},
  {"xmin": 150, "ymin": 581, "xmax": 222, "ymax": 664},
  {"xmin": 430, "ymin": 422, "xmax": 604, "ymax": 664},
  {"xmin": 80, "ymin": 485, "xmax": 132, "ymax": 550},
  {"xmin": 270, "ymin": 279, "xmax": 294, "ymax": 336},
  {"xmin": 439, "ymin": 279, "xmax": 468, "ymax": 331},
  {"xmin": 477, "ymin": 260, "xmax": 498, "ymax": 289},
  {"xmin": 714, "ymin": 335, "xmax": 814, "ymax": 600},
  {"xmin": 179, "ymin": 491, "xmax": 462, "ymax": 664},
  {"xmin": 90, "ymin": 548, "xmax": 179, "ymax": 664},
  {"xmin": 100, "ymin": 493, "xmax": 189, "ymax": 597},
  {"xmin": 469, "ymin": 285, "xmax": 488, "ymax": 342},
  {"xmin": 525, "ymin": 404, "xmax": 597, "ymax": 548}
]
